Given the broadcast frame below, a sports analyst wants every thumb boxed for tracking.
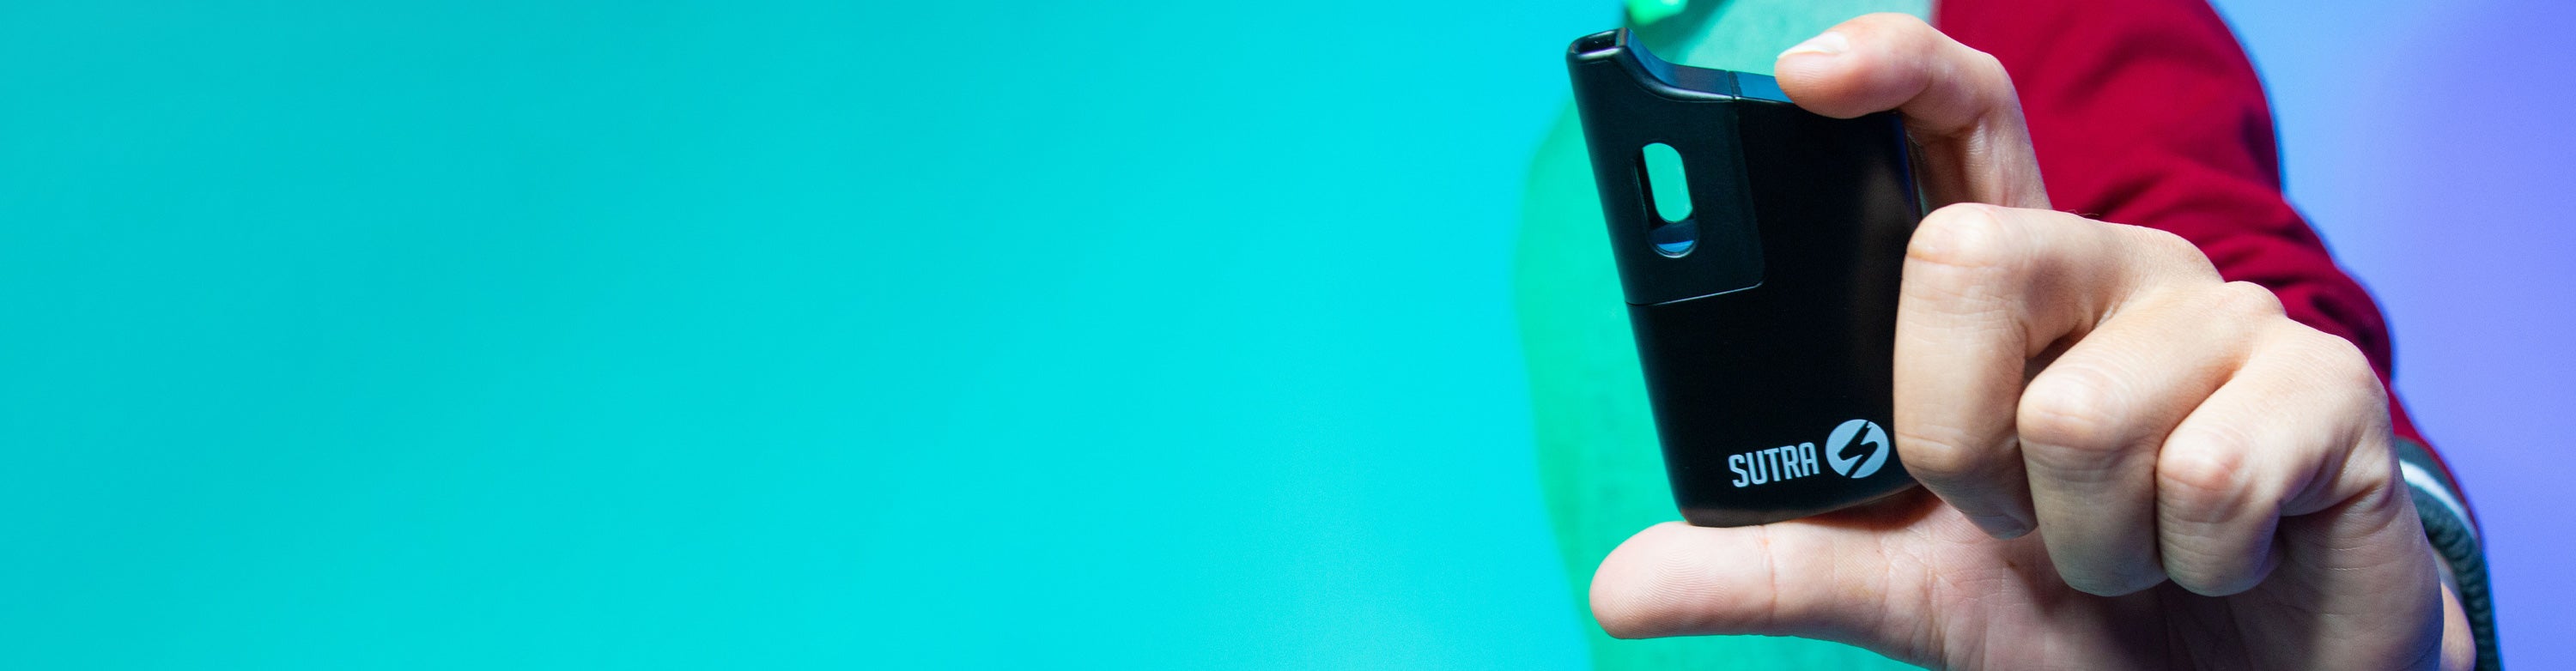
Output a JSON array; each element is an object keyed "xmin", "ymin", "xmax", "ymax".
[
  {"xmin": 1589, "ymin": 498, "xmax": 1943, "ymax": 654},
  {"xmin": 1772, "ymin": 13, "xmax": 2048, "ymax": 210}
]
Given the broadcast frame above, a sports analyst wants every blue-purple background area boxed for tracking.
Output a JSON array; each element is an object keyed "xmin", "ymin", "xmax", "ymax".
[{"xmin": 2214, "ymin": 1, "xmax": 2576, "ymax": 664}]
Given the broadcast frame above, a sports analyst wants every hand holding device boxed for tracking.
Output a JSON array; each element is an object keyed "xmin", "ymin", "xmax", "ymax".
[{"xmin": 1572, "ymin": 14, "xmax": 2471, "ymax": 670}]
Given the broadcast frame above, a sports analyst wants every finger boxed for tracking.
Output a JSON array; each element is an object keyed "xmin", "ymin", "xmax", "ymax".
[
  {"xmin": 1590, "ymin": 521, "xmax": 1880, "ymax": 640},
  {"xmin": 2162, "ymin": 324, "xmax": 2450, "ymax": 668},
  {"xmin": 1893, "ymin": 205, "xmax": 2206, "ymax": 541},
  {"xmin": 2262, "ymin": 473, "xmax": 2445, "ymax": 670},
  {"xmin": 2153, "ymin": 321, "xmax": 2385, "ymax": 596},
  {"xmin": 2440, "ymin": 583, "xmax": 2476, "ymax": 671},
  {"xmin": 1772, "ymin": 12, "xmax": 2046, "ymax": 209},
  {"xmin": 1589, "ymin": 502, "xmax": 1951, "ymax": 660},
  {"xmin": 2016, "ymin": 281, "xmax": 2272, "ymax": 596}
]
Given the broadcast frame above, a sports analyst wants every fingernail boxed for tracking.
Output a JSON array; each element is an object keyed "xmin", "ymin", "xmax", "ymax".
[
  {"xmin": 1779, "ymin": 31, "xmax": 1850, "ymax": 58},
  {"xmin": 1968, "ymin": 512, "xmax": 2032, "ymax": 540}
]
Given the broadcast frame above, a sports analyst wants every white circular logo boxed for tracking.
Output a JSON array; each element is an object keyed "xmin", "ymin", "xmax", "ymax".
[{"xmin": 1825, "ymin": 419, "xmax": 1889, "ymax": 479}]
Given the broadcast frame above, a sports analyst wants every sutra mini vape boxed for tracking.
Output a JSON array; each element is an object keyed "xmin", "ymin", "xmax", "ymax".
[{"xmin": 1566, "ymin": 28, "xmax": 1923, "ymax": 527}]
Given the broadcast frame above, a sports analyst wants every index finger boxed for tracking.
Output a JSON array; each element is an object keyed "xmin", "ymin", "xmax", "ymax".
[{"xmin": 1891, "ymin": 204, "xmax": 2212, "ymax": 540}]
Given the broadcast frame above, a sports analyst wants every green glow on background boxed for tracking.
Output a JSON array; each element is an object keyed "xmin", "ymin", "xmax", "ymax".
[{"xmin": 1625, "ymin": 0, "xmax": 1686, "ymax": 26}]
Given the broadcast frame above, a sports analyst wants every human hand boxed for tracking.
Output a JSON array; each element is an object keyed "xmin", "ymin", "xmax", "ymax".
[{"xmin": 1588, "ymin": 14, "xmax": 2475, "ymax": 670}]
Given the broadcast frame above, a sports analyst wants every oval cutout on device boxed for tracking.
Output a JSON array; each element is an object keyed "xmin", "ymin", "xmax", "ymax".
[{"xmin": 1638, "ymin": 142, "xmax": 1698, "ymax": 257}]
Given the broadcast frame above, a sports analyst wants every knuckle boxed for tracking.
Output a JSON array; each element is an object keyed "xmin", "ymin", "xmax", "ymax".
[
  {"xmin": 2310, "ymin": 330, "xmax": 2382, "ymax": 389},
  {"xmin": 2017, "ymin": 363, "xmax": 2128, "ymax": 455},
  {"xmin": 2155, "ymin": 428, "xmax": 2277, "ymax": 596},
  {"xmin": 2133, "ymin": 225, "xmax": 2197, "ymax": 255},
  {"xmin": 2210, "ymin": 281, "xmax": 2287, "ymax": 320},
  {"xmin": 1964, "ymin": 49, "xmax": 2011, "ymax": 85},
  {"xmin": 2122, "ymin": 225, "xmax": 2219, "ymax": 280},
  {"xmin": 1909, "ymin": 203, "xmax": 2020, "ymax": 272},
  {"xmin": 2275, "ymin": 324, "xmax": 2388, "ymax": 408},
  {"xmin": 2157, "ymin": 429, "xmax": 2253, "ymax": 517}
]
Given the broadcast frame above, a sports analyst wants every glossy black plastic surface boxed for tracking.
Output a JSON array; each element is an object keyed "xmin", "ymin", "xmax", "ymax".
[{"xmin": 1567, "ymin": 29, "xmax": 1923, "ymax": 527}]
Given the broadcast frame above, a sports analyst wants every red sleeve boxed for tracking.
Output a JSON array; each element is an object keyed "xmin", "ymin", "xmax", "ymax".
[{"xmin": 1932, "ymin": 0, "xmax": 2447, "ymax": 475}]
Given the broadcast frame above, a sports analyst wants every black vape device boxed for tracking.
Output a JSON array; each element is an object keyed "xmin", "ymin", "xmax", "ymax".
[{"xmin": 1565, "ymin": 28, "xmax": 1922, "ymax": 527}]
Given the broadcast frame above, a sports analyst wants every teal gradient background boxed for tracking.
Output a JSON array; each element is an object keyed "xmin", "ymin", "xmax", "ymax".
[
  {"xmin": 0, "ymin": 1, "xmax": 1599, "ymax": 667},
  {"xmin": 3, "ymin": 1, "xmax": 2568, "ymax": 668}
]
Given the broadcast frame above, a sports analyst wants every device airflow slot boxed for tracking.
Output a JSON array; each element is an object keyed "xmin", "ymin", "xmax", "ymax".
[
  {"xmin": 1575, "ymin": 32, "xmax": 1618, "ymax": 54},
  {"xmin": 1637, "ymin": 142, "xmax": 1698, "ymax": 257}
]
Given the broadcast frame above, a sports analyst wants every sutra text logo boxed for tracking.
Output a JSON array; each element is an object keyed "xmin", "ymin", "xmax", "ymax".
[{"xmin": 1728, "ymin": 419, "xmax": 1890, "ymax": 487}]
